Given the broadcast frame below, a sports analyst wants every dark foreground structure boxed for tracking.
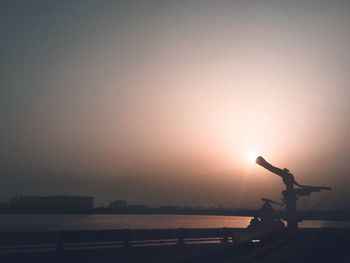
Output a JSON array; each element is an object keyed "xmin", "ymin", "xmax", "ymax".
[
  {"xmin": 0, "ymin": 227, "xmax": 349, "ymax": 263},
  {"xmin": 256, "ymin": 156, "xmax": 331, "ymax": 230},
  {"xmin": 0, "ymin": 157, "xmax": 342, "ymax": 262}
]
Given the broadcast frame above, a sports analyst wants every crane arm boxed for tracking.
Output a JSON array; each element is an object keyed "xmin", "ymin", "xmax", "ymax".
[
  {"xmin": 256, "ymin": 156, "xmax": 286, "ymax": 177},
  {"xmin": 256, "ymin": 156, "xmax": 332, "ymax": 191}
]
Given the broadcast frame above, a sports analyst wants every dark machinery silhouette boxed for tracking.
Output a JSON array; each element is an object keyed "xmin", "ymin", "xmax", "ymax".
[
  {"xmin": 261, "ymin": 198, "xmax": 283, "ymax": 207},
  {"xmin": 256, "ymin": 156, "xmax": 331, "ymax": 230},
  {"xmin": 248, "ymin": 198, "xmax": 285, "ymax": 230}
]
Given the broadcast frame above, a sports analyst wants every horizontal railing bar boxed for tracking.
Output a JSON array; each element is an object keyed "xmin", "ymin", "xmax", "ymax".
[
  {"xmin": 0, "ymin": 228, "xmax": 248, "ymax": 245},
  {"xmin": 0, "ymin": 227, "xmax": 253, "ymax": 253}
]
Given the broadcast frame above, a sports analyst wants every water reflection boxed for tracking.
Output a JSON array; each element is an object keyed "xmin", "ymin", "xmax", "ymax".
[
  {"xmin": 0, "ymin": 214, "xmax": 250, "ymax": 232},
  {"xmin": 0, "ymin": 214, "xmax": 349, "ymax": 232}
]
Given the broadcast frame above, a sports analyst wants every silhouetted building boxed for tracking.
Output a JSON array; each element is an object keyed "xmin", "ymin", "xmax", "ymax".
[
  {"xmin": 159, "ymin": 205, "xmax": 179, "ymax": 212},
  {"xmin": 109, "ymin": 200, "xmax": 128, "ymax": 209},
  {"xmin": 127, "ymin": 205, "xmax": 148, "ymax": 210},
  {"xmin": 10, "ymin": 195, "xmax": 94, "ymax": 211}
]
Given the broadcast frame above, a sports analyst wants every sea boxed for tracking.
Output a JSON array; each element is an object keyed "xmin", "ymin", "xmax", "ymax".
[{"xmin": 0, "ymin": 214, "xmax": 349, "ymax": 232}]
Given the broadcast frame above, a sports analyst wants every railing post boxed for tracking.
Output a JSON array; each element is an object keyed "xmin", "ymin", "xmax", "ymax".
[
  {"xmin": 231, "ymin": 233, "xmax": 237, "ymax": 244},
  {"xmin": 123, "ymin": 229, "xmax": 131, "ymax": 248},
  {"xmin": 177, "ymin": 228, "xmax": 185, "ymax": 245},
  {"xmin": 221, "ymin": 227, "xmax": 229, "ymax": 244},
  {"xmin": 56, "ymin": 230, "xmax": 64, "ymax": 252}
]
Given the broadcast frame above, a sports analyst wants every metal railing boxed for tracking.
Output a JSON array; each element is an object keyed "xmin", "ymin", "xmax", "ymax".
[{"xmin": 0, "ymin": 228, "xmax": 251, "ymax": 253}]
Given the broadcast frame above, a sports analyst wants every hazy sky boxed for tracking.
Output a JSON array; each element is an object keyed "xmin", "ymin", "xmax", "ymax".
[{"xmin": 1, "ymin": 0, "xmax": 350, "ymax": 209}]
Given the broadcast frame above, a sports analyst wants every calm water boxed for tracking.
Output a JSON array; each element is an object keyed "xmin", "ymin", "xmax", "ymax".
[{"xmin": 0, "ymin": 214, "xmax": 349, "ymax": 232}]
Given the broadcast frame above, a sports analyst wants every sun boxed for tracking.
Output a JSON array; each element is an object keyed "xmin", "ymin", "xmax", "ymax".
[
  {"xmin": 245, "ymin": 150, "xmax": 258, "ymax": 164},
  {"xmin": 247, "ymin": 153, "xmax": 257, "ymax": 163},
  {"xmin": 242, "ymin": 142, "xmax": 262, "ymax": 165}
]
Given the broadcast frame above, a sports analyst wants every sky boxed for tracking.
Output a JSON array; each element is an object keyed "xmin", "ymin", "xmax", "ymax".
[{"xmin": 1, "ymin": 0, "xmax": 350, "ymax": 209}]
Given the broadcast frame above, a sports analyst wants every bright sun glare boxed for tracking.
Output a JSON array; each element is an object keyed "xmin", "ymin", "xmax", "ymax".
[{"xmin": 246, "ymin": 151, "xmax": 258, "ymax": 164}]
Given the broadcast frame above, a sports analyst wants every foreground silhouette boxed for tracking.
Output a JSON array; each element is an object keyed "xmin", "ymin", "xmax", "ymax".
[
  {"xmin": 256, "ymin": 156, "xmax": 331, "ymax": 229},
  {"xmin": 0, "ymin": 157, "xmax": 340, "ymax": 263},
  {"xmin": 248, "ymin": 198, "xmax": 285, "ymax": 231}
]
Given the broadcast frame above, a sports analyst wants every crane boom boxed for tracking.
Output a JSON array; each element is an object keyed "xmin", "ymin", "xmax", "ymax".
[{"xmin": 255, "ymin": 156, "xmax": 332, "ymax": 229}]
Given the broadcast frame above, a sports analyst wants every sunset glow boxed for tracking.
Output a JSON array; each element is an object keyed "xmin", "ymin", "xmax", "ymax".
[
  {"xmin": 246, "ymin": 151, "xmax": 258, "ymax": 164},
  {"xmin": 1, "ymin": 1, "xmax": 350, "ymax": 209}
]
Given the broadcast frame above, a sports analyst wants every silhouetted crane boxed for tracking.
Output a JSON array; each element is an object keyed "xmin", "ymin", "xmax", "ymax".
[{"xmin": 256, "ymin": 156, "xmax": 331, "ymax": 230}]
